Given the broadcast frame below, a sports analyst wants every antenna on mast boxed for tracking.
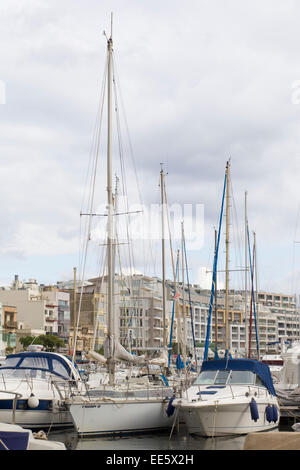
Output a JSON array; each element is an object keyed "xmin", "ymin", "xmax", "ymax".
[{"xmin": 103, "ymin": 13, "xmax": 113, "ymax": 42}]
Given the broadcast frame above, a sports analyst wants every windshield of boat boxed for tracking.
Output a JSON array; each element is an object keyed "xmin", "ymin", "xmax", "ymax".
[
  {"xmin": 0, "ymin": 355, "xmax": 73, "ymax": 380},
  {"xmin": 0, "ymin": 368, "xmax": 52, "ymax": 380},
  {"xmin": 194, "ymin": 369, "xmax": 262, "ymax": 386}
]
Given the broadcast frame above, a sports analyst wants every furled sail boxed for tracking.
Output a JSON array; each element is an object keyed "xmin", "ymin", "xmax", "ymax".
[
  {"xmin": 104, "ymin": 336, "xmax": 135, "ymax": 363},
  {"xmin": 147, "ymin": 349, "xmax": 169, "ymax": 367},
  {"xmin": 86, "ymin": 350, "xmax": 107, "ymax": 364}
]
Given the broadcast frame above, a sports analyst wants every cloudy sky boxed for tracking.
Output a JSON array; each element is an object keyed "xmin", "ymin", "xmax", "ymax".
[{"xmin": 1, "ymin": 0, "xmax": 300, "ymax": 295}]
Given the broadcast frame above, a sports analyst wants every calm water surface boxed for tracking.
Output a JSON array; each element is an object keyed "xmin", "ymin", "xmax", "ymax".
[{"xmin": 47, "ymin": 422, "xmax": 293, "ymax": 451}]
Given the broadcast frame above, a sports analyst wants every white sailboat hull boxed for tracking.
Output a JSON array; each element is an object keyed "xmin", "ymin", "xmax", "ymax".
[
  {"xmin": 0, "ymin": 408, "xmax": 72, "ymax": 430},
  {"xmin": 69, "ymin": 399, "xmax": 174, "ymax": 436},
  {"xmin": 179, "ymin": 397, "xmax": 278, "ymax": 437}
]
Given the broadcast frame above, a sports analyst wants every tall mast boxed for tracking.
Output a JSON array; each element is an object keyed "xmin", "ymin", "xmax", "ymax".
[
  {"xmin": 214, "ymin": 229, "xmax": 218, "ymax": 347},
  {"xmin": 73, "ymin": 267, "xmax": 77, "ymax": 352},
  {"xmin": 112, "ymin": 176, "xmax": 119, "ymax": 340},
  {"xmin": 254, "ymin": 231, "xmax": 260, "ymax": 358},
  {"xmin": 244, "ymin": 191, "xmax": 248, "ymax": 357},
  {"xmin": 225, "ymin": 161, "xmax": 230, "ymax": 351},
  {"xmin": 160, "ymin": 164, "xmax": 167, "ymax": 349},
  {"xmin": 107, "ymin": 16, "xmax": 115, "ymax": 384},
  {"xmin": 181, "ymin": 222, "xmax": 186, "ymax": 357}
]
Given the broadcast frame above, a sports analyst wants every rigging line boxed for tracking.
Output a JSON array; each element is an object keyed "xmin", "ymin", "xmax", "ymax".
[
  {"xmin": 80, "ymin": 55, "xmax": 108, "ymax": 215},
  {"xmin": 168, "ymin": 252, "xmax": 180, "ymax": 368},
  {"xmin": 204, "ymin": 169, "xmax": 227, "ymax": 361},
  {"xmin": 247, "ymin": 226, "xmax": 259, "ymax": 358},
  {"xmin": 92, "ymin": 248, "xmax": 107, "ymax": 351},
  {"xmin": 112, "ymin": 49, "xmax": 144, "ymax": 207},
  {"xmin": 183, "ymin": 235, "xmax": 197, "ymax": 367},
  {"xmin": 79, "ymin": 56, "xmax": 108, "ymax": 274},
  {"xmin": 145, "ymin": 184, "xmax": 161, "ymax": 279},
  {"xmin": 112, "ymin": 50, "xmax": 154, "ymax": 298},
  {"xmin": 78, "ymin": 60, "xmax": 108, "ymax": 278},
  {"xmin": 112, "ymin": 49, "xmax": 150, "ymax": 294},
  {"xmin": 291, "ymin": 204, "xmax": 300, "ymax": 295},
  {"xmin": 163, "ymin": 178, "xmax": 181, "ymax": 348},
  {"xmin": 254, "ymin": 234, "xmax": 260, "ymax": 293},
  {"xmin": 115, "ymin": 222, "xmax": 128, "ymax": 346},
  {"xmin": 229, "ymin": 179, "xmax": 244, "ymax": 291},
  {"xmin": 73, "ymin": 48, "xmax": 109, "ymax": 363},
  {"xmin": 112, "ymin": 55, "xmax": 136, "ymax": 283},
  {"xmin": 163, "ymin": 178, "xmax": 176, "ymax": 282}
]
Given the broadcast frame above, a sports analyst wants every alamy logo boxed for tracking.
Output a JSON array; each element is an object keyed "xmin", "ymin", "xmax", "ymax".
[{"xmin": 88, "ymin": 200, "xmax": 205, "ymax": 250}]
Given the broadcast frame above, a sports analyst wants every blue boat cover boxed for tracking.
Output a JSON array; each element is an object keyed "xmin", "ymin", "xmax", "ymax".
[
  {"xmin": 201, "ymin": 359, "xmax": 276, "ymax": 396},
  {"xmin": 0, "ymin": 431, "xmax": 29, "ymax": 450},
  {"xmin": 0, "ymin": 352, "xmax": 75, "ymax": 380}
]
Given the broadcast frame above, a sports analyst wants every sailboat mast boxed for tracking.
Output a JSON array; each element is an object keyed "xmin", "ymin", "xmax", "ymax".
[
  {"xmin": 214, "ymin": 229, "xmax": 218, "ymax": 346},
  {"xmin": 160, "ymin": 165, "xmax": 167, "ymax": 349},
  {"xmin": 253, "ymin": 231, "xmax": 260, "ymax": 358},
  {"xmin": 73, "ymin": 267, "xmax": 77, "ymax": 351},
  {"xmin": 244, "ymin": 191, "xmax": 248, "ymax": 357},
  {"xmin": 106, "ymin": 21, "xmax": 115, "ymax": 383},
  {"xmin": 225, "ymin": 161, "xmax": 230, "ymax": 351},
  {"xmin": 181, "ymin": 222, "xmax": 186, "ymax": 355}
]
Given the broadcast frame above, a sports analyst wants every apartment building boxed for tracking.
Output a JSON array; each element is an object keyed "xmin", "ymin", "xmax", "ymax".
[
  {"xmin": 0, "ymin": 276, "xmax": 70, "ymax": 347},
  {"xmin": 60, "ymin": 278, "xmax": 106, "ymax": 352},
  {"xmin": 166, "ymin": 284, "xmax": 299, "ymax": 358},
  {"xmin": 0, "ymin": 303, "xmax": 17, "ymax": 354},
  {"xmin": 3, "ymin": 272, "xmax": 295, "ymax": 359},
  {"xmin": 85, "ymin": 274, "xmax": 173, "ymax": 351},
  {"xmin": 66, "ymin": 273, "xmax": 299, "ymax": 358}
]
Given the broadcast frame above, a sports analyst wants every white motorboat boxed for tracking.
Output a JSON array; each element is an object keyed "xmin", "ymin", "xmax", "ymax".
[
  {"xmin": 273, "ymin": 342, "xmax": 300, "ymax": 406},
  {"xmin": 0, "ymin": 422, "xmax": 65, "ymax": 450},
  {"xmin": 0, "ymin": 351, "xmax": 85, "ymax": 429},
  {"xmin": 172, "ymin": 358, "xmax": 280, "ymax": 437}
]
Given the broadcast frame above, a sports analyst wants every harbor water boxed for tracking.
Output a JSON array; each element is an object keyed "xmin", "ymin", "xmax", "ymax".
[{"xmin": 47, "ymin": 420, "xmax": 294, "ymax": 451}]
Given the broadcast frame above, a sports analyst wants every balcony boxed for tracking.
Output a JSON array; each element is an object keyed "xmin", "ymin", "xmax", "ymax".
[
  {"xmin": 45, "ymin": 317, "xmax": 57, "ymax": 322},
  {"xmin": 4, "ymin": 321, "xmax": 18, "ymax": 329}
]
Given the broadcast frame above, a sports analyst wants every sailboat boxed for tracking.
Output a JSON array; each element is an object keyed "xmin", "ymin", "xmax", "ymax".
[
  {"xmin": 66, "ymin": 19, "xmax": 175, "ymax": 437},
  {"xmin": 172, "ymin": 161, "xmax": 280, "ymax": 436}
]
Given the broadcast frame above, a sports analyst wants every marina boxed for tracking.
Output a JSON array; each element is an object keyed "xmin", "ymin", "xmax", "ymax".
[{"xmin": 2, "ymin": 1, "xmax": 300, "ymax": 453}]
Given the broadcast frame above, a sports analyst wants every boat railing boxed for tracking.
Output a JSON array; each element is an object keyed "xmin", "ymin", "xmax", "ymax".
[
  {"xmin": 50, "ymin": 377, "xmax": 89, "ymax": 401},
  {"xmin": 0, "ymin": 390, "xmax": 22, "ymax": 424},
  {"xmin": 194, "ymin": 384, "xmax": 269, "ymax": 401}
]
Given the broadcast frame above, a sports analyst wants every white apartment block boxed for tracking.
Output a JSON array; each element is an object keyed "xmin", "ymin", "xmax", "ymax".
[
  {"xmin": 83, "ymin": 275, "xmax": 300, "ymax": 358},
  {"xmin": 0, "ymin": 276, "xmax": 70, "ymax": 342}
]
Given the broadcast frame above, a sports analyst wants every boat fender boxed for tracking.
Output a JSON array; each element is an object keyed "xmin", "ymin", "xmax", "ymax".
[
  {"xmin": 250, "ymin": 398, "xmax": 259, "ymax": 422},
  {"xmin": 265, "ymin": 404, "xmax": 273, "ymax": 423},
  {"xmin": 27, "ymin": 394, "xmax": 39, "ymax": 409},
  {"xmin": 272, "ymin": 405, "xmax": 278, "ymax": 423},
  {"xmin": 166, "ymin": 397, "xmax": 175, "ymax": 417}
]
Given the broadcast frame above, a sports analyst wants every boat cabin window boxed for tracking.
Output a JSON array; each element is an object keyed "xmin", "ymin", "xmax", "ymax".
[
  {"xmin": 215, "ymin": 370, "xmax": 230, "ymax": 384},
  {"xmin": 52, "ymin": 359, "xmax": 71, "ymax": 379},
  {"xmin": 194, "ymin": 369, "xmax": 261, "ymax": 386},
  {"xmin": 20, "ymin": 357, "xmax": 49, "ymax": 370},
  {"xmin": 0, "ymin": 355, "xmax": 73, "ymax": 380},
  {"xmin": 194, "ymin": 370, "xmax": 218, "ymax": 385},
  {"xmin": 228, "ymin": 370, "xmax": 255, "ymax": 385},
  {"xmin": 0, "ymin": 357, "xmax": 19, "ymax": 368}
]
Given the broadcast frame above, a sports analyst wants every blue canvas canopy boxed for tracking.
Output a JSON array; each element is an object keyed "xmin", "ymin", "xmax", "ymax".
[
  {"xmin": 201, "ymin": 358, "xmax": 276, "ymax": 396},
  {"xmin": 0, "ymin": 352, "xmax": 76, "ymax": 380}
]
